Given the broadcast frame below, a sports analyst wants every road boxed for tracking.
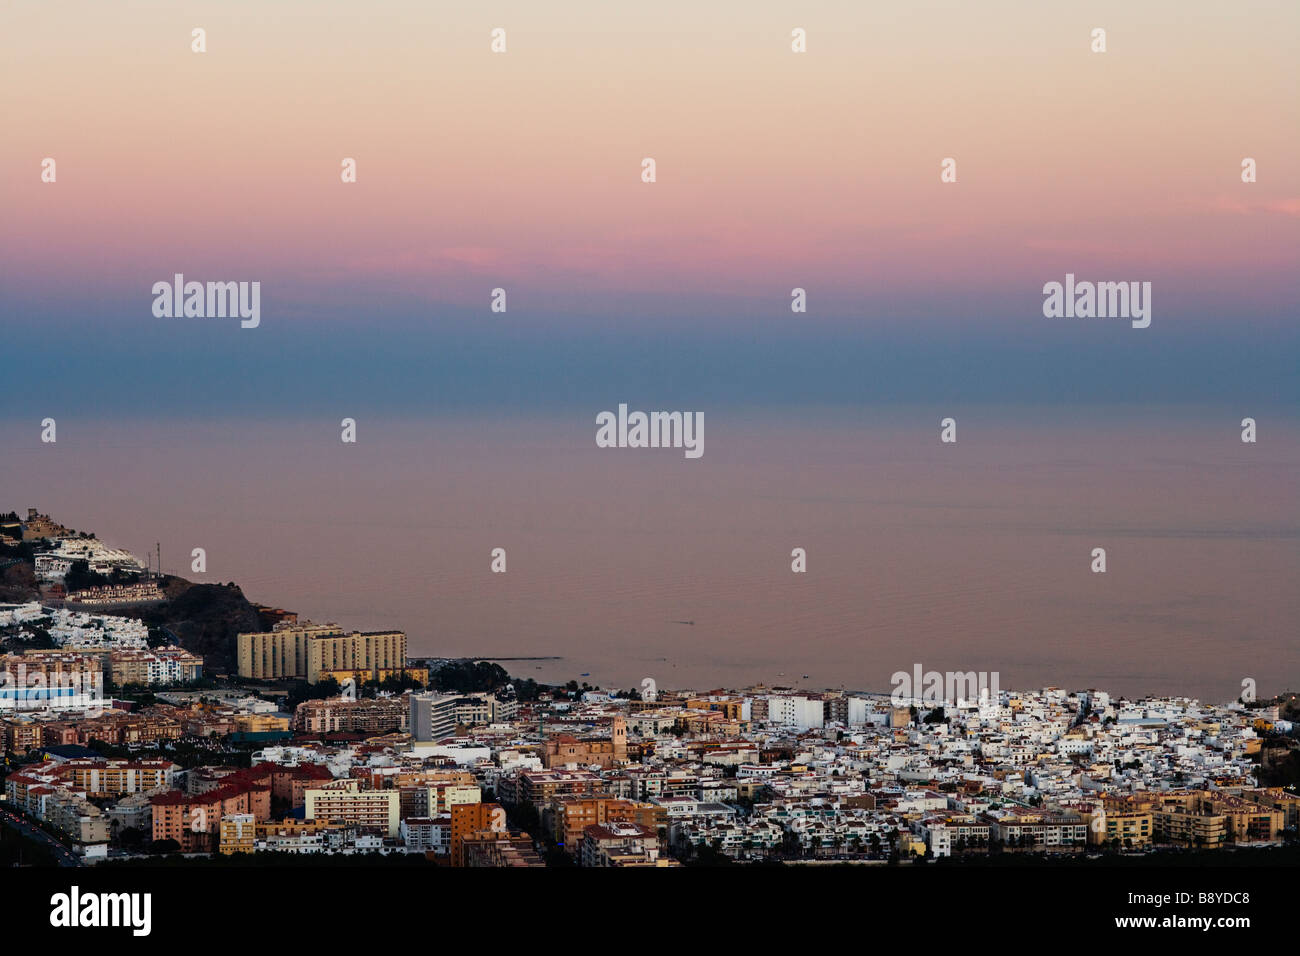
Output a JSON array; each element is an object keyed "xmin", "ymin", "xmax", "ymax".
[{"xmin": 0, "ymin": 804, "xmax": 82, "ymax": 867}]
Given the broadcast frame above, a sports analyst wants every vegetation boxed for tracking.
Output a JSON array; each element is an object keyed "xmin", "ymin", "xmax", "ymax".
[
  {"xmin": 282, "ymin": 677, "xmax": 341, "ymax": 710},
  {"xmin": 0, "ymin": 537, "xmax": 36, "ymax": 562},
  {"xmin": 427, "ymin": 660, "xmax": 510, "ymax": 695},
  {"xmin": 63, "ymin": 559, "xmax": 140, "ymax": 592},
  {"xmin": 360, "ymin": 672, "xmax": 425, "ymax": 696}
]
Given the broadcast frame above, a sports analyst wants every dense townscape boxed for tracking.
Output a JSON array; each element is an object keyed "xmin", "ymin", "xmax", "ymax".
[{"xmin": 2, "ymin": 509, "xmax": 1297, "ymax": 868}]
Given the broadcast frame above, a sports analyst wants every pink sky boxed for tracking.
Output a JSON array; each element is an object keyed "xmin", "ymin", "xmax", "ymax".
[{"xmin": 1, "ymin": 0, "xmax": 1296, "ymax": 326}]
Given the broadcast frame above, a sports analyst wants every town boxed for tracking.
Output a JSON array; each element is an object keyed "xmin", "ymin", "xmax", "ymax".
[{"xmin": 1, "ymin": 509, "xmax": 1297, "ymax": 868}]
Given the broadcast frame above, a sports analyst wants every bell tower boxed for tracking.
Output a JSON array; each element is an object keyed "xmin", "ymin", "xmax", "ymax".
[{"xmin": 612, "ymin": 715, "xmax": 627, "ymax": 761}]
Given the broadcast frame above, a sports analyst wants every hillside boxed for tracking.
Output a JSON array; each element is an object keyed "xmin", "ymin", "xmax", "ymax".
[
  {"xmin": 0, "ymin": 560, "xmax": 38, "ymax": 603},
  {"xmin": 137, "ymin": 579, "xmax": 261, "ymax": 675}
]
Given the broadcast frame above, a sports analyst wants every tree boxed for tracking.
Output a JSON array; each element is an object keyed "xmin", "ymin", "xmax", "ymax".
[
  {"xmin": 426, "ymin": 661, "xmax": 509, "ymax": 694},
  {"xmin": 63, "ymin": 560, "xmax": 108, "ymax": 592},
  {"xmin": 283, "ymin": 677, "xmax": 340, "ymax": 710}
]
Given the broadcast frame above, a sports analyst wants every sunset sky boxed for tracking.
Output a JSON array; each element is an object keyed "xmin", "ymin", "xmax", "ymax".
[{"xmin": 1, "ymin": 0, "xmax": 1296, "ymax": 416}]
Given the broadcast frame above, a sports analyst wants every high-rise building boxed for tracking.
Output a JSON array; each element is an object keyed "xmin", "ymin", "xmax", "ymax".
[
  {"xmin": 410, "ymin": 692, "xmax": 459, "ymax": 741},
  {"xmin": 236, "ymin": 623, "xmax": 407, "ymax": 684}
]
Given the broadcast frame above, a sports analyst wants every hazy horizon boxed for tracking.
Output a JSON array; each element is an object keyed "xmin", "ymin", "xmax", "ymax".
[{"xmin": 3, "ymin": 411, "xmax": 1295, "ymax": 706}]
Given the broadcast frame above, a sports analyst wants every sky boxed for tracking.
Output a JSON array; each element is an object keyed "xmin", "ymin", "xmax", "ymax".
[
  {"xmin": 0, "ymin": 1, "xmax": 1296, "ymax": 701},
  {"xmin": 0, "ymin": 0, "xmax": 1297, "ymax": 419}
]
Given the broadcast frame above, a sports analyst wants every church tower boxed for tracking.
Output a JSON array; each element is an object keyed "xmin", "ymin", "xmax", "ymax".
[{"xmin": 612, "ymin": 715, "xmax": 627, "ymax": 761}]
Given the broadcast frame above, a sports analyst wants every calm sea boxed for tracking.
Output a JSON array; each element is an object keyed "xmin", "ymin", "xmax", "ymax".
[{"xmin": 2, "ymin": 408, "xmax": 1295, "ymax": 704}]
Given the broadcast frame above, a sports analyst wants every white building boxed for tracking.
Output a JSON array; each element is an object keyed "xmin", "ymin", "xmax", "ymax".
[
  {"xmin": 0, "ymin": 603, "xmax": 48, "ymax": 626},
  {"xmin": 0, "ymin": 679, "xmax": 104, "ymax": 713},
  {"xmin": 2, "ymin": 603, "xmax": 149, "ymax": 649},
  {"xmin": 767, "ymin": 694, "xmax": 824, "ymax": 731},
  {"xmin": 401, "ymin": 815, "xmax": 450, "ymax": 855},
  {"xmin": 34, "ymin": 540, "xmax": 144, "ymax": 582}
]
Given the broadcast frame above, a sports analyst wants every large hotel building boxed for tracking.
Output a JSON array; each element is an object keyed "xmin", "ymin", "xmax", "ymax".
[{"xmin": 236, "ymin": 623, "xmax": 409, "ymax": 685}]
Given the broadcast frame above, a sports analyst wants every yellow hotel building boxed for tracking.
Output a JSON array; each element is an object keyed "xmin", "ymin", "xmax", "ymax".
[{"xmin": 236, "ymin": 623, "xmax": 408, "ymax": 684}]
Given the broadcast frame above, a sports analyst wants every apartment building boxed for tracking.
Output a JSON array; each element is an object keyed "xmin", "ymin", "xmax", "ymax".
[
  {"xmin": 398, "ymin": 782, "xmax": 481, "ymax": 818},
  {"xmin": 449, "ymin": 801, "xmax": 506, "ymax": 866},
  {"xmin": 66, "ymin": 581, "xmax": 164, "ymax": 606},
  {"xmin": 453, "ymin": 696, "xmax": 494, "ymax": 727},
  {"xmin": 294, "ymin": 695, "xmax": 408, "ymax": 734},
  {"xmin": 579, "ymin": 821, "xmax": 661, "ymax": 867},
  {"xmin": 236, "ymin": 621, "xmax": 337, "ymax": 681},
  {"xmin": 234, "ymin": 713, "xmax": 290, "ymax": 735},
  {"xmin": 58, "ymin": 758, "xmax": 178, "ymax": 797},
  {"xmin": 36, "ymin": 710, "xmax": 183, "ymax": 748},
  {"xmin": 302, "ymin": 779, "xmax": 400, "ymax": 838},
  {"xmin": 1084, "ymin": 804, "xmax": 1153, "ymax": 847},
  {"xmin": 545, "ymin": 795, "xmax": 644, "ymax": 852},
  {"xmin": 0, "ymin": 651, "xmax": 103, "ymax": 712},
  {"xmin": 253, "ymin": 819, "xmax": 348, "ymax": 854},
  {"xmin": 410, "ymin": 692, "xmax": 459, "ymax": 741},
  {"xmin": 236, "ymin": 622, "xmax": 408, "ymax": 684},
  {"xmin": 108, "ymin": 648, "xmax": 203, "ymax": 686},
  {"xmin": 1153, "ymin": 804, "xmax": 1227, "ymax": 847},
  {"xmin": 444, "ymin": 802, "xmax": 542, "ymax": 866},
  {"xmin": 401, "ymin": 816, "xmax": 450, "ymax": 855},
  {"xmin": 1242, "ymin": 787, "xmax": 1300, "ymax": 830},
  {"xmin": 460, "ymin": 830, "xmax": 545, "ymax": 867},
  {"xmin": 151, "ymin": 779, "xmax": 272, "ymax": 852},
  {"xmin": 1, "ymin": 717, "xmax": 41, "ymax": 754},
  {"xmin": 984, "ymin": 812, "xmax": 1089, "ymax": 850},
  {"xmin": 766, "ymin": 694, "xmax": 825, "ymax": 731},
  {"xmin": 219, "ymin": 813, "xmax": 257, "ymax": 854},
  {"xmin": 1149, "ymin": 791, "xmax": 1285, "ymax": 846},
  {"xmin": 505, "ymin": 769, "xmax": 606, "ymax": 810},
  {"xmin": 34, "ymin": 538, "xmax": 142, "ymax": 580},
  {"xmin": 45, "ymin": 789, "xmax": 111, "ymax": 847}
]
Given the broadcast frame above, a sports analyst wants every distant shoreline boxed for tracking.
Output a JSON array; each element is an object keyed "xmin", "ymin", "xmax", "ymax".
[{"xmin": 412, "ymin": 656, "xmax": 563, "ymax": 662}]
